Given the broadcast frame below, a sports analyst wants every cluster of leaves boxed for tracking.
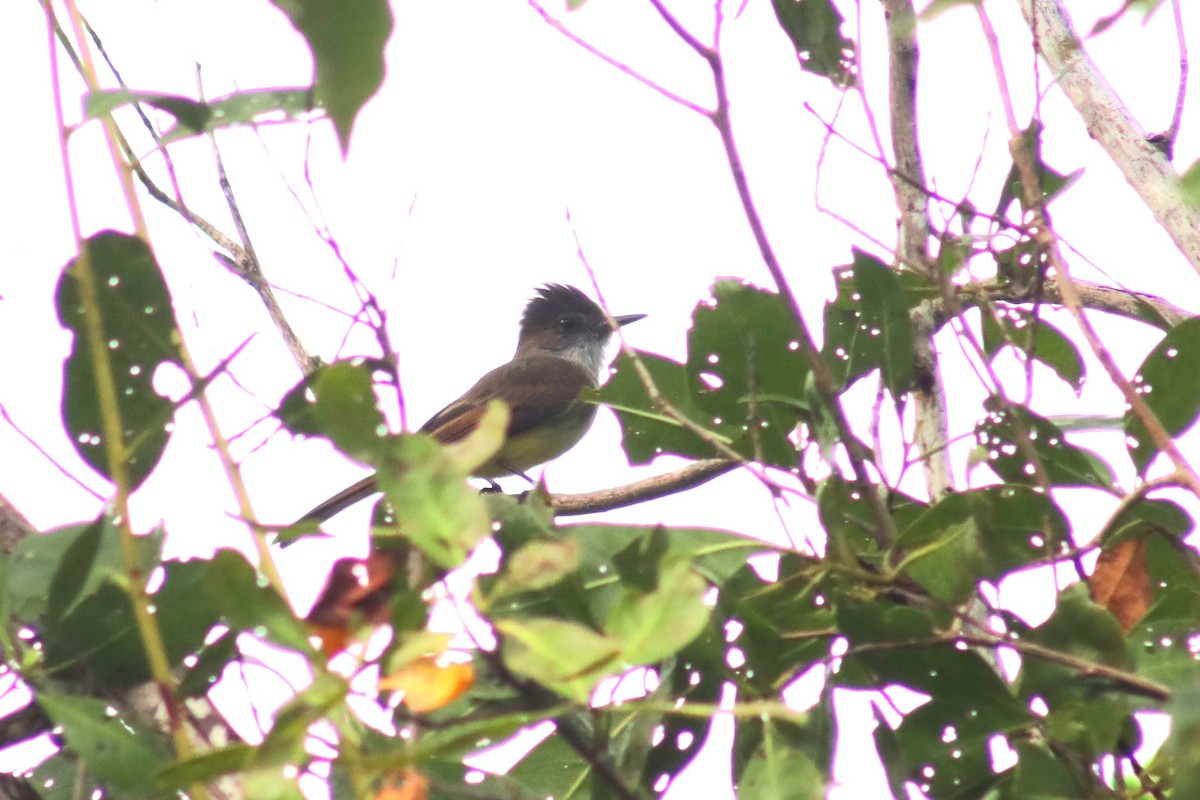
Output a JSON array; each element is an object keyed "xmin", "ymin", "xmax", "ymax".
[
  {"xmin": 8, "ymin": 218, "xmax": 1200, "ymax": 800},
  {"xmin": 10, "ymin": 1, "xmax": 1200, "ymax": 799}
]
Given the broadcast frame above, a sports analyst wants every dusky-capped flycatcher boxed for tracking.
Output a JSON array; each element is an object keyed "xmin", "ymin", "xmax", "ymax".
[{"xmin": 300, "ymin": 284, "xmax": 644, "ymax": 522}]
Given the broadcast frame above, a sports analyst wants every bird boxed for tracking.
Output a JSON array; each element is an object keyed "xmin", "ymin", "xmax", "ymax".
[{"xmin": 299, "ymin": 284, "xmax": 645, "ymax": 523}]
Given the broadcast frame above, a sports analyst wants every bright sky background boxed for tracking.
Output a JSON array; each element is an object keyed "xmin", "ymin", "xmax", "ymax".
[{"xmin": 1, "ymin": 0, "xmax": 1198, "ymax": 797}]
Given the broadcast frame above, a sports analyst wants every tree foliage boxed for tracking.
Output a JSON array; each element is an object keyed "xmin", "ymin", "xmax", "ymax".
[{"xmin": 3, "ymin": 1, "xmax": 1200, "ymax": 799}]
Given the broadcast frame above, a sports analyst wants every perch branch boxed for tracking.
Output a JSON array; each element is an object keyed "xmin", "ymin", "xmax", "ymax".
[{"xmin": 551, "ymin": 458, "xmax": 737, "ymax": 515}]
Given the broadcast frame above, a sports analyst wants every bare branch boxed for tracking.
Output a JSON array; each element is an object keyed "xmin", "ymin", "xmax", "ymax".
[
  {"xmin": 881, "ymin": 0, "xmax": 955, "ymax": 503},
  {"xmin": 1019, "ymin": 0, "xmax": 1200, "ymax": 276},
  {"xmin": 959, "ymin": 277, "xmax": 1193, "ymax": 328},
  {"xmin": 1160, "ymin": 0, "xmax": 1188, "ymax": 155},
  {"xmin": 552, "ymin": 458, "xmax": 737, "ymax": 515},
  {"xmin": 847, "ymin": 632, "xmax": 1170, "ymax": 702}
]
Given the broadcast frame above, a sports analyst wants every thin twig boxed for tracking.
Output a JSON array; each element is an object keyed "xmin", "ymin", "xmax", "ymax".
[
  {"xmin": 527, "ymin": 0, "xmax": 710, "ymax": 116},
  {"xmin": 697, "ymin": 4, "xmax": 898, "ymax": 547},
  {"xmin": 208, "ymin": 129, "xmax": 317, "ymax": 375},
  {"xmin": 1159, "ymin": 0, "xmax": 1188, "ymax": 156}
]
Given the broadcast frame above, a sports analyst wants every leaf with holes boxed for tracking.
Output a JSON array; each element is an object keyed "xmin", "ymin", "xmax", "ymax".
[
  {"xmin": 981, "ymin": 307, "xmax": 1085, "ymax": 392},
  {"xmin": 687, "ymin": 280, "xmax": 811, "ymax": 468},
  {"xmin": 975, "ymin": 395, "xmax": 1114, "ymax": 488},
  {"xmin": 56, "ymin": 232, "xmax": 182, "ymax": 489},
  {"xmin": 598, "ymin": 349, "xmax": 738, "ymax": 464},
  {"xmin": 770, "ymin": 0, "xmax": 855, "ymax": 87},
  {"xmin": 1125, "ymin": 316, "xmax": 1200, "ymax": 473},
  {"xmin": 822, "ymin": 250, "xmax": 915, "ymax": 396},
  {"xmin": 86, "ymin": 88, "xmax": 314, "ymax": 143}
]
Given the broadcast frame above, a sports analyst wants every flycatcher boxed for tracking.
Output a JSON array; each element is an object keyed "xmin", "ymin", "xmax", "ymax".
[{"xmin": 300, "ymin": 284, "xmax": 644, "ymax": 522}]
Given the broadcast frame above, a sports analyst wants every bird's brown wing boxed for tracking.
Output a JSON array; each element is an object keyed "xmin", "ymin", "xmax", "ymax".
[
  {"xmin": 299, "ymin": 355, "xmax": 594, "ymax": 523},
  {"xmin": 419, "ymin": 354, "xmax": 594, "ymax": 444}
]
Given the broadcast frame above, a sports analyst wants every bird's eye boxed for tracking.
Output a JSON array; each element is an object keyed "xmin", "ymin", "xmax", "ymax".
[{"xmin": 558, "ymin": 316, "xmax": 575, "ymax": 330}]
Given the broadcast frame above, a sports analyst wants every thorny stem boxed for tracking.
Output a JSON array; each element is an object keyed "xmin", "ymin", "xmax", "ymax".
[{"xmin": 45, "ymin": 0, "xmax": 202, "ymax": 781}]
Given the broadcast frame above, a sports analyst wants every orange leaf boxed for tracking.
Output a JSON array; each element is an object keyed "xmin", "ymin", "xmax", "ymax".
[
  {"xmin": 305, "ymin": 550, "xmax": 403, "ymax": 658},
  {"xmin": 379, "ymin": 655, "xmax": 475, "ymax": 713},
  {"xmin": 375, "ymin": 769, "xmax": 429, "ymax": 800},
  {"xmin": 1088, "ymin": 538, "xmax": 1152, "ymax": 633}
]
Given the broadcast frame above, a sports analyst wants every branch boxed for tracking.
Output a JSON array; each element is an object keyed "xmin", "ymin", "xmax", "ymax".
[
  {"xmin": 957, "ymin": 277, "xmax": 1194, "ymax": 329},
  {"xmin": 551, "ymin": 458, "xmax": 737, "ymax": 515},
  {"xmin": 208, "ymin": 133, "xmax": 318, "ymax": 376},
  {"xmin": 1018, "ymin": 0, "xmax": 1200, "ymax": 277},
  {"xmin": 994, "ymin": 5, "xmax": 1200, "ymax": 500},
  {"xmin": 847, "ymin": 633, "xmax": 1170, "ymax": 702},
  {"xmin": 881, "ymin": 0, "xmax": 954, "ymax": 502},
  {"xmin": 650, "ymin": 2, "xmax": 899, "ymax": 549}
]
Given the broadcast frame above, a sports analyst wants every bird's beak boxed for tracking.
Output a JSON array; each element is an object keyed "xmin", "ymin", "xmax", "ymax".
[{"xmin": 613, "ymin": 313, "xmax": 647, "ymax": 328}]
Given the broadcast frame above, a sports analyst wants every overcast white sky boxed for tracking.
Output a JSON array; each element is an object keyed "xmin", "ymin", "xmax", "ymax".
[{"xmin": 1, "ymin": 0, "xmax": 1197, "ymax": 797}]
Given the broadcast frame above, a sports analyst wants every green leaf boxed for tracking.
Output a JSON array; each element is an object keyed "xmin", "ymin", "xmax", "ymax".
[
  {"xmin": 605, "ymin": 558, "xmax": 711, "ymax": 665},
  {"xmin": 720, "ymin": 554, "xmax": 835, "ymax": 694},
  {"xmin": 1125, "ymin": 316, "xmax": 1200, "ymax": 473},
  {"xmin": 206, "ymin": 549, "xmax": 312, "ymax": 653},
  {"xmin": 6, "ymin": 516, "xmax": 153, "ymax": 623},
  {"xmin": 686, "ymin": 280, "xmax": 811, "ymax": 468},
  {"xmin": 256, "ymin": 671, "xmax": 349, "ymax": 767},
  {"xmin": 597, "ymin": 349, "xmax": 737, "ymax": 464},
  {"xmin": 43, "ymin": 557, "xmax": 219, "ymax": 690},
  {"xmin": 638, "ymin": 627, "xmax": 726, "ymax": 788},
  {"xmin": 839, "ymin": 600, "xmax": 1033, "ymax": 797},
  {"xmin": 770, "ymin": 0, "xmax": 856, "ymax": 87},
  {"xmin": 1099, "ymin": 498, "xmax": 1191, "ymax": 545},
  {"xmin": 822, "ymin": 250, "xmax": 915, "ymax": 395},
  {"xmin": 56, "ymin": 231, "xmax": 182, "ymax": 489},
  {"xmin": 310, "ymin": 361, "xmax": 388, "ymax": 461},
  {"xmin": 488, "ymin": 537, "xmax": 580, "ymax": 601},
  {"xmin": 1164, "ymin": 685, "xmax": 1200, "ymax": 799},
  {"xmin": 488, "ymin": 728, "xmax": 593, "ymax": 798},
  {"xmin": 497, "ymin": 617, "xmax": 622, "ymax": 702},
  {"xmin": 85, "ymin": 88, "xmax": 314, "ymax": 143},
  {"xmin": 1011, "ymin": 585, "xmax": 1134, "ymax": 757},
  {"xmin": 975, "ymin": 395, "xmax": 1115, "ymax": 488},
  {"xmin": 47, "ymin": 518, "xmax": 105, "ymax": 622},
  {"xmin": 612, "ymin": 525, "xmax": 669, "ymax": 592},
  {"xmin": 734, "ymin": 714, "xmax": 830, "ymax": 800},
  {"xmin": 270, "ymin": 0, "xmax": 393, "ymax": 152},
  {"xmin": 374, "ymin": 433, "xmax": 491, "ymax": 568},
  {"xmin": 84, "ymin": 89, "xmax": 210, "ymax": 130},
  {"xmin": 1129, "ymin": 534, "xmax": 1200, "ymax": 690},
  {"xmin": 994, "ymin": 121, "xmax": 1082, "ymax": 217},
  {"xmin": 981, "ymin": 307, "xmax": 1085, "ymax": 391},
  {"xmin": 896, "ymin": 486, "xmax": 1070, "ymax": 599},
  {"xmin": 1178, "ymin": 156, "xmax": 1200, "ymax": 206},
  {"xmin": 39, "ymin": 693, "xmax": 171, "ymax": 792},
  {"xmin": 1012, "ymin": 740, "xmax": 1093, "ymax": 798},
  {"xmin": 177, "ymin": 627, "xmax": 239, "ymax": 698},
  {"xmin": 158, "ymin": 744, "xmax": 256, "ymax": 790}
]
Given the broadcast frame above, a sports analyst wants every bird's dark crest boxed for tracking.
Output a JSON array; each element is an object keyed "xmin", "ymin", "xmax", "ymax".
[{"xmin": 520, "ymin": 284, "xmax": 604, "ymax": 332}]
